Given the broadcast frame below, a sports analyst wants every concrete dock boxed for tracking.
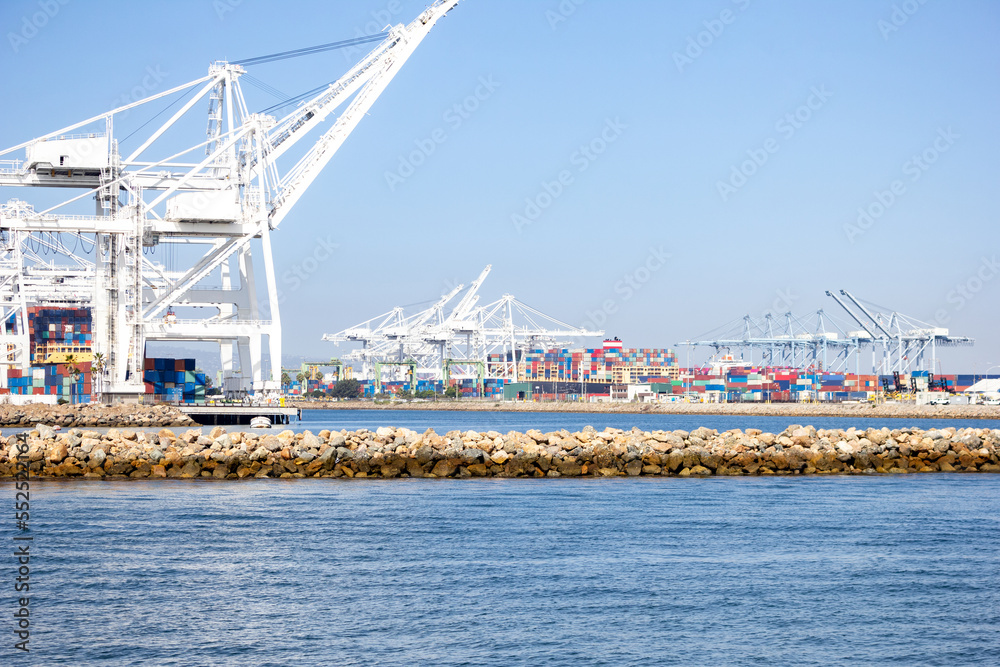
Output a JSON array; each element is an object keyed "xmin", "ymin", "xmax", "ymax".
[{"xmin": 177, "ymin": 405, "xmax": 301, "ymax": 426}]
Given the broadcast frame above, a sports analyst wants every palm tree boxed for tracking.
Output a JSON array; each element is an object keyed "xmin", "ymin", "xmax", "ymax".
[
  {"xmin": 64, "ymin": 354, "xmax": 81, "ymax": 405},
  {"xmin": 91, "ymin": 352, "xmax": 105, "ymax": 402}
]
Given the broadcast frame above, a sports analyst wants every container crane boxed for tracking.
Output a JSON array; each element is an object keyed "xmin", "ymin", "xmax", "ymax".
[
  {"xmin": 323, "ymin": 266, "xmax": 604, "ymax": 382},
  {"xmin": 0, "ymin": 0, "xmax": 464, "ymax": 400}
]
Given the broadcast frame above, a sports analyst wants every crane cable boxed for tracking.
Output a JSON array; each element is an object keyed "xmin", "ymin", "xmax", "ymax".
[
  {"xmin": 232, "ymin": 33, "xmax": 387, "ymax": 67},
  {"xmin": 259, "ymin": 81, "xmax": 339, "ymax": 115},
  {"xmin": 121, "ymin": 85, "xmax": 200, "ymax": 144},
  {"xmin": 236, "ymin": 33, "xmax": 391, "ymax": 114},
  {"xmin": 242, "ymin": 74, "xmax": 287, "ymax": 100}
]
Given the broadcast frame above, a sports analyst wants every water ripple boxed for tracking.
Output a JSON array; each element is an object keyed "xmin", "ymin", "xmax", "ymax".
[{"xmin": 4, "ymin": 476, "xmax": 999, "ymax": 666}]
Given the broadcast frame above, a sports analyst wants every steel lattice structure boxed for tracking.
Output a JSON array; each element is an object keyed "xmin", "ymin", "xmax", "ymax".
[
  {"xmin": 678, "ymin": 290, "xmax": 973, "ymax": 374},
  {"xmin": 0, "ymin": 0, "xmax": 463, "ymax": 399},
  {"xmin": 322, "ymin": 265, "xmax": 604, "ymax": 382}
]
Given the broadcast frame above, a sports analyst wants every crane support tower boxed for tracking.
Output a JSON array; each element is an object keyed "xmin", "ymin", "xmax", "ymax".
[
  {"xmin": 443, "ymin": 358, "xmax": 484, "ymax": 396},
  {"xmin": 0, "ymin": 0, "xmax": 463, "ymax": 401},
  {"xmin": 374, "ymin": 360, "xmax": 417, "ymax": 396}
]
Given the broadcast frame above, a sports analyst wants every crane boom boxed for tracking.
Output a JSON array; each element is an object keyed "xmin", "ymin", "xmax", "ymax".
[
  {"xmin": 0, "ymin": 1, "xmax": 466, "ymax": 396},
  {"xmin": 267, "ymin": 0, "xmax": 461, "ymax": 228},
  {"xmin": 448, "ymin": 264, "xmax": 491, "ymax": 322},
  {"xmin": 825, "ymin": 290, "xmax": 876, "ymax": 338},
  {"xmin": 412, "ymin": 284, "xmax": 465, "ymax": 328},
  {"xmin": 840, "ymin": 290, "xmax": 895, "ymax": 339}
]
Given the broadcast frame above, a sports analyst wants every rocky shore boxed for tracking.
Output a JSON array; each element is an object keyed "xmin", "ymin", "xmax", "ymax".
[
  {"xmin": 291, "ymin": 399, "xmax": 1000, "ymax": 420},
  {"xmin": 0, "ymin": 403, "xmax": 196, "ymax": 428},
  {"xmin": 3, "ymin": 424, "xmax": 999, "ymax": 479}
]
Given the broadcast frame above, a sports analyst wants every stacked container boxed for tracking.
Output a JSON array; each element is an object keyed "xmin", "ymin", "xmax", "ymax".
[
  {"xmin": 24, "ymin": 307, "xmax": 93, "ymax": 363},
  {"xmin": 3, "ymin": 362, "xmax": 91, "ymax": 400},
  {"xmin": 143, "ymin": 358, "xmax": 206, "ymax": 404},
  {"xmin": 0, "ymin": 307, "xmax": 95, "ymax": 401},
  {"xmin": 498, "ymin": 340, "xmax": 680, "ymax": 384}
]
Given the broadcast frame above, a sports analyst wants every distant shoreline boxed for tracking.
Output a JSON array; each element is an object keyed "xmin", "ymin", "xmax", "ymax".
[{"xmin": 287, "ymin": 399, "xmax": 1000, "ymax": 421}]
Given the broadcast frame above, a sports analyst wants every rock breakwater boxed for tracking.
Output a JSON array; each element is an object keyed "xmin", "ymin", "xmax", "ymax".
[
  {"xmin": 3, "ymin": 424, "xmax": 999, "ymax": 479},
  {"xmin": 0, "ymin": 403, "xmax": 196, "ymax": 428}
]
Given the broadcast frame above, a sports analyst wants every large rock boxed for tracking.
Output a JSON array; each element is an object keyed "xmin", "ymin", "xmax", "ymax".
[
  {"xmin": 51, "ymin": 462, "xmax": 83, "ymax": 476},
  {"xmin": 556, "ymin": 460, "xmax": 582, "ymax": 476},
  {"xmin": 179, "ymin": 461, "xmax": 202, "ymax": 478},
  {"xmin": 691, "ymin": 427, "xmax": 714, "ymax": 440},
  {"xmin": 791, "ymin": 428, "xmax": 813, "ymax": 446},
  {"xmin": 460, "ymin": 448, "xmax": 487, "ymax": 465},
  {"xmin": 260, "ymin": 436, "xmax": 282, "ymax": 452},
  {"xmin": 47, "ymin": 442, "xmax": 68, "ymax": 463},
  {"xmin": 430, "ymin": 460, "xmax": 457, "ymax": 477},
  {"xmin": 301, "ymin": 432, "xmax": 321, "ymax": 451},
  {"xmin": 682, "ymin": 448, "xmax": 702, "ymax": 469},
  {"xmin": 665, "ymin": 451, "xmax": 685, "ymax": 472},
  {"xmin": 467, "ymin": 463, "xmax": 489, "ymax": 477},
  {"xmin": 316, "ymin": 446, "xmax": 338, "ymax": 465},
  {"xmin": 88, "ymin": 448, "xmax": 106, "ymax": 468}
]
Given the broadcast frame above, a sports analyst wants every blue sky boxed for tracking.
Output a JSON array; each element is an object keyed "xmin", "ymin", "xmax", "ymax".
[{"xmin": 1, "ymin": 0, "xmax": 997, "ymax": 373}]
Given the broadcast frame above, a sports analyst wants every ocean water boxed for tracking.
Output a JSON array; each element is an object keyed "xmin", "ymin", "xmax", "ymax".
[
  {"xmin": 295, "ymin": 408, "xmax": 1000, "ymax": 435},
  {"xmin": 9, "ymin": 475, "xmax": 1000, "ymax": 665}
]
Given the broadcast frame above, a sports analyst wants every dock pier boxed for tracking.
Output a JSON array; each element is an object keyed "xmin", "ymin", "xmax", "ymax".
[{"xmin": 177, "ymin": 406, "xmax": 301, "ymax": 426}]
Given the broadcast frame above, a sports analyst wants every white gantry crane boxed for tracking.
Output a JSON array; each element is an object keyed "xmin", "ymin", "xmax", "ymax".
[
  {"xmin": 322, "ymin": 265, "xmax": 604, "ymax": 382},
  {"xmin": 0, "ymin": 0, "xmax": 463, "ymax": 400},
  {"xmin": 678, "ymin": 290, "xmax": 973, "ymax": 374}
]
